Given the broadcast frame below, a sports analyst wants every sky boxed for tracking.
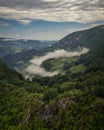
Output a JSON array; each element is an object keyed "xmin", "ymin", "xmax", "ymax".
[{"xmin": 0, "ymin": 0, "xmax": 104, "ymax": 40}]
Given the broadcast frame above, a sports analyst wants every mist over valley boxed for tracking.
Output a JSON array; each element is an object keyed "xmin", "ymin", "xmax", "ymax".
[{"xmin": 25, "ymin": 48, "xmax": 89, "ymax": 77}]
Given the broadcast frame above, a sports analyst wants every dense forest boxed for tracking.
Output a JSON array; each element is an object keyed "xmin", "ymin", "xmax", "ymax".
[{"xmin": 0, "ymin": 25, "xmax": 104, "ymax": 130}]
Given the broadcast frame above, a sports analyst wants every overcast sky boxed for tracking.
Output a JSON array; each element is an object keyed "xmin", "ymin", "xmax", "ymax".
[{"xmin": 0, "ymin": 0, "xmax": 104, "ymax": 40}]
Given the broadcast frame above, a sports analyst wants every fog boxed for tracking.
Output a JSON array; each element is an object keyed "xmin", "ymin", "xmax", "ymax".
[{"xmin": 25, "ymin": 48, "xmax": 89, "ymax": 77}]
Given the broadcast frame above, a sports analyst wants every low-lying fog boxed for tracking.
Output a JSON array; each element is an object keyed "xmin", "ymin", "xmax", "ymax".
[{"xmin": 25, "ymin": 48, "xmax": 89, "ymax": 77}]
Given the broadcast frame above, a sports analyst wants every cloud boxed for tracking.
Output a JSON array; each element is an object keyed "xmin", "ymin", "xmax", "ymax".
[
  {"xmin": 0, "ymin": 0, "xmax": 104, "ymax": 23},
  {"xmin": 17, "ymin": 19, "xmax": 32, "ymax": 25},
  {"xmin": 25, "ymin": 48, "xmax": 89, "ymax": 77}
]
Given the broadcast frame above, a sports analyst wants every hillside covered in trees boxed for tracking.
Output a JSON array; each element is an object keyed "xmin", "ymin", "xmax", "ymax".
[{"xmin": 0, "ymin": 25, "xmax": 104, "ymax": 130}]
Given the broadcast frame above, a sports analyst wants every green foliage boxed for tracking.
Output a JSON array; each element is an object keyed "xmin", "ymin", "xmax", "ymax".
[
  {"xmin": 70, "ymin": 64, "xmax": 87, "ymax": 74},
  {"xmin": 43, "ymin": 88, "xmax": 58, "ymax": 101},
  {"xmin": 0, "ymin": 25, "xmax": 104, "ymax": 129},
  {"xmin": 42, "ymin": 56, "xmax": 79, "ymax": 73}
]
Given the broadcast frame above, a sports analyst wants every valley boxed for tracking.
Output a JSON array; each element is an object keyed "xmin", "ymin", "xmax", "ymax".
[
  {"xmin": 25, "ymin": 48, "xmax": 89, "ymax": 78},
  {"xmin": 0, "ymin": 25, "xmax": 104, "ymax": 130}
]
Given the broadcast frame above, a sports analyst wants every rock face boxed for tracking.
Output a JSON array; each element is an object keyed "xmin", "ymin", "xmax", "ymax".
[{"xmin": 37, "ymin": 98, "xmax": 74, "ymax": 123}]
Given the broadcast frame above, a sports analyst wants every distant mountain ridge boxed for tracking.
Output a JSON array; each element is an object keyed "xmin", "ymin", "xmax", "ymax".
[{"xmin": 0, "ymin": 37, "xmax": 55, "ymax": 57}]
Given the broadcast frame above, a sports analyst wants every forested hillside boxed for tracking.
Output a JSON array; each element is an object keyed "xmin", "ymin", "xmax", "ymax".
[
  {"xmin": 0, "ymin": 25, "xmax": 104, "ymax": 130},
  {"xmin": 52, "ymin": 24, "xmax": 104, "ymax": 50}
]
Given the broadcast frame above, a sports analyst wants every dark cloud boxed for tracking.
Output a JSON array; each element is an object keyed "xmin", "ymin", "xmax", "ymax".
[
  {"xmin": 0, "ymin": 0, "xmax": 61, "ymax": 10},
  {"xmin": 0, "ymin": 0, "xmax": 103, "ymax": 11}
]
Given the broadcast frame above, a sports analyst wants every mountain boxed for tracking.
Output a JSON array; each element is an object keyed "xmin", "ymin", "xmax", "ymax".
[
  {"xmin": 0, "ymin": 38, "xmax": 56, "ymax": 72},
  {"xmin": 2, "ymin": 49, "xmax": 43, "ymax": 68},
  {"xmin": 0, "ymin": 37, "xmax": 56, "ymax": 58},
  {"xmin": 0, "ymin": 24, "xmax": 104, "ymax": 130},
  {"xmin": 1, "ymin": 25, "xmax": 104, "ymax": 74},
  {"xmin": 52, "ymin": 24, "xmax": 104, "ymax": 50}
]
